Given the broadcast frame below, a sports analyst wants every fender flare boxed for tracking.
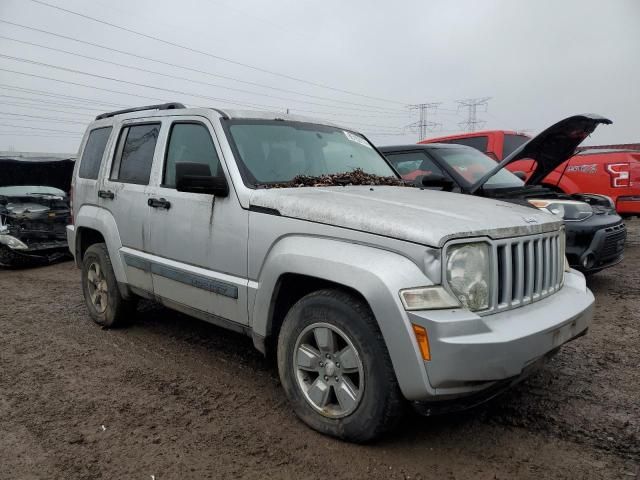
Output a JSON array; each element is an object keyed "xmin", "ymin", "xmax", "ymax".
[
  {"xmin": 75, "ymin": 205, "xmax": 127, "ymax": 284},
  {"xmin": 251, "ymin": 235, "xmax": 436, "ymax": 399}
]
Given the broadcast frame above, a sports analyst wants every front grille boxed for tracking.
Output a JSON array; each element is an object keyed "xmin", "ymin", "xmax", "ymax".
[
  {"xmin": 490, "ymin": 230, "xmax": 564, "ymax": 313},
  {"xmin": 601, "ymin": 224, "xmax": 626, "ymax": 258}
]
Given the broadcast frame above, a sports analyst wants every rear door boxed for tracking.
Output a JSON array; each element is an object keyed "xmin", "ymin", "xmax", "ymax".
[
  {"xmin": 145, "ymin": 116, "xmax": 249, "ymax": 325},
  {"xmin": 100, "ymin": 119, "xmax": 162, "ymax": 293},
  {"xmin": 74, "ymin": 126, "xmax": 113, "ymax": 221}
]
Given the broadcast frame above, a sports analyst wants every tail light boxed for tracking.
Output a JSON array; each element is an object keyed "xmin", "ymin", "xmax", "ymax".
[
  {"xmin": 69, "ymin": 185, "xmax": 74, "ymax": 226},
  {"xmin": 605, "ymin": 163, "xmax": 630, "ymax": 188}
]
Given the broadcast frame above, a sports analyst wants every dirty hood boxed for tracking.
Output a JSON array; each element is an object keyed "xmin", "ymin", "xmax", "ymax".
[
  {"xmin": 250, "ymin": 186, "xmax": 561, "ymax": 247},
  {"xmin": 470, "ymin": 114, "xmax": 612, "ymax": 192},
  {"xmin": 0, "ymin": 157, "xmax": 75, "ymax": 192}
]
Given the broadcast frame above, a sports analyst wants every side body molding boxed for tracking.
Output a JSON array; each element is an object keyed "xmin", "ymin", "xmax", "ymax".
[{"xmin": 251, "ymin": 236, "xmax": 437, "ymax": 400}]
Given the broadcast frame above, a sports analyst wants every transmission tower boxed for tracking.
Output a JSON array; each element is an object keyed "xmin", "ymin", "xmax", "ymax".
[
  {"xmin": 456, "ymin": 97, "xmax": 491, "ymax": 132},
  {"xmin": 406, "ymin": 103, "xmax": 442, "ymax": 140}
]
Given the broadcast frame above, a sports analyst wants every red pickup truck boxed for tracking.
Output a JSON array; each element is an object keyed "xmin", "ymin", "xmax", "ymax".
[{"xmin": 420, "ymin": 130, "xmax": 640, "ymax": 216}]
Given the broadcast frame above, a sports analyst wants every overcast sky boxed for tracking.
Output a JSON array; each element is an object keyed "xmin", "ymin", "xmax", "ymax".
[{"xmin": 0, "ymin": 0, "xmax": 638, "ymax": 154}]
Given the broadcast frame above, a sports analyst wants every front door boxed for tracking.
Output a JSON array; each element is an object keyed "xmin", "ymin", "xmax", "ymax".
[{"xmin": 146, "ymin": 118, "xmax": 249, "ymax": 325}]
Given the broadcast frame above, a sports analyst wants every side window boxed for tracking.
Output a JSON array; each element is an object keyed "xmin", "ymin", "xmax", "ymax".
[
  {"xmin": 78, "ymin": 127, "xmax": 112, "ymax": 180},
  {"xmin": 111, "ymin": 123, "xmax": 160, "ymax": 185},
  {"xmin": 163, "ymin": 123, "xmax": 221, "ymax": 187},
  {"xmin": 443, "ymin": 136, "xmax": 488, "ymax": 153},
  {"xmin": 385, "ymin": 152, "xmax": 444, "ymax": 179}
]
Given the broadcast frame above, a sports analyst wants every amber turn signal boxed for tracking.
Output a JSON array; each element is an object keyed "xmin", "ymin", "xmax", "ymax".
[{"xmin": 411, "ymin": 324, "xmax": 431, "ymax": 361}]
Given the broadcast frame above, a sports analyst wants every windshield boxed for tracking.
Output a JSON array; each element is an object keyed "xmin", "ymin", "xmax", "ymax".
[
  {"xmin": 0, "ymin": 185, "xmax": 65, "ymax": 197},
  {"xmin": 434, "ymin": 147, "xmax": 524, "ymax": 188},
  {"xmin": 226, "ymin": 120, "xmax": 398, "ymax": 186}
]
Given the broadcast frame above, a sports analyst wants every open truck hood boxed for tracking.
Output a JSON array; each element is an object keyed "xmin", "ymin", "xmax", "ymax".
[
  {"xmin": 469, "ymin": 114, "xmax": 612, "ymax": 193},
  {"xmin": 0, "ymin": 157, "xmax": 75, "ymax": 192}
]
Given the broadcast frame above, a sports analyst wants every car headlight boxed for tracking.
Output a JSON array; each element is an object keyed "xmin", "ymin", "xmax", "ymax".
[
  {"xmin": 528, "ymin": 199, "xmax": 593, "ymax": 221},
  {"xmin": 445, "ymin": 242, "xmax": 491, "ymax": 311},
  {"xmin": 0, "ymin": 234, "xmax": 28, "ymax": 250}
]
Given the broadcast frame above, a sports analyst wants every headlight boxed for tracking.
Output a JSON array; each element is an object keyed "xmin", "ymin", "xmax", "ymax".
[
  {"xmin": 400, "ymin": 286, "xmax": 460, "ymax": 310},
  {"xmin": 445, "ymin": 242, "xmax": 490, "ymax": 311},
  {"xmin": 0, "ymin": 234, "xmax": 28, "ymax": 250},
  {"xmin": 528, "ymin": 199, "xmax": 593, "ymax": 221}
]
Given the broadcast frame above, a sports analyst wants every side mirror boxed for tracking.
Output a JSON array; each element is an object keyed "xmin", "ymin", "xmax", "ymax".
[
  {"xmin": 175, "ymin": 162, "xmax": 229, "ymax": 197},
  {"xmin": 415, "ymin": 173, "xmax": 454, "ymax": 191},
  {"xmin": 513, "ymin": 171, "xmax": 527, "ymax": 181}
]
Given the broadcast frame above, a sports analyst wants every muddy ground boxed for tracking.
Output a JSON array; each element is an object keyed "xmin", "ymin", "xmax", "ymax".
[{"xmin": 1, "ymin": 222, "xmax": 638, "ymax": 480}]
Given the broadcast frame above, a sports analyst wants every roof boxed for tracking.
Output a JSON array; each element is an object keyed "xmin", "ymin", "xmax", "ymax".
[{"xmin": 91, "ymin": 103, "xmax": 346, "ymax": 130}]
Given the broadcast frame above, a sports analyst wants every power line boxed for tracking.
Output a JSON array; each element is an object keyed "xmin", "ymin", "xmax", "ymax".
[
  {"xmin": 456, "ymin": 97, "xmax": 491, "ymax": 132},
  {"xmin": 0, "ymin": 61, "xmax": 274, "ymax": 110},
  {"xmin": 0, "ymin": 20, "xmax": 408, "ymax": 113},
  {"xmin": 0, "ymin": 112, "xmax": 90, "ymax": 124},
  {"xmin": 26, "ymin": 0, "xmax": 408, "ymax": 105},
  {"xmin": 0, "ymin": 97, "xmax": 102, "ymax": 115},
  {"xmin": 0, "ymin": 132, "xmax": 82, "ymax": 138},
  {"xmin": 0, "ymin": 34, "xmax": 407, "ymax": 115},
  {"xmin": 0, "ymin": 123, "xmax": 83, "ymax": 134},
  {"xmin": 0, "ymin": 83, "xmax": 127, "ymax": 108}
]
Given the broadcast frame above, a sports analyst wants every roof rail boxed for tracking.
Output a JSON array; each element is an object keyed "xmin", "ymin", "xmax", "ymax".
[{"xmin": 95, "ymin": 102, "xmax": 186, "ymax": 120}]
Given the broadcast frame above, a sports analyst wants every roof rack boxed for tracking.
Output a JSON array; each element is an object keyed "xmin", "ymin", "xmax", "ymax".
[{"xmin": 95, "ymin": 102, "xmax": 186, "ymax": 120}]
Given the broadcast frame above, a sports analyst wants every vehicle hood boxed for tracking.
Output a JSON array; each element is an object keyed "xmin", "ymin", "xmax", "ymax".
[
  {"xmin": 250, "ymin": 186, "xmax": 561, "ymax": 247},
  {"xmin": 470, "ymin": 114, "xmax": 612, "ymax": 192},
  {"xmin": 0, "ymin": 157, "xmax": 75, "ymax": 192}
]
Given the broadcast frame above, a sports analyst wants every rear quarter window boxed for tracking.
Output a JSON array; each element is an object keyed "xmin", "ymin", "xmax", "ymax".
[
  {"xmin": 502, "ymin": 134, "xmax": 530, "ymax": 158},
  {"xmin": 78, "ymin": 127, "xmax": 112, "ymax": 180}
]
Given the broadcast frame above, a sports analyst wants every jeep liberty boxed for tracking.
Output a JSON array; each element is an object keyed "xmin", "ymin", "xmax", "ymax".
[{"xmin": 68, "ymin": 103, "xmax": 594, "ymax": 441}]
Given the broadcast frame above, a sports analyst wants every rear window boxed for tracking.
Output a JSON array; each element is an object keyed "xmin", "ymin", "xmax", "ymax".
[
  {"xmin": 78, "ymin": 127, "xmax": 112, "ymax": 180},
  {"xmin": 111, "ymin": 123, "xmax": 160, "ymax": 185},
  {"xmin": 502, "ymin": 134, "xmax": 530, "ymax": 159},
  {"xmin": 442, "ymin": 136, "xmax": 488, "ymax": 153}
]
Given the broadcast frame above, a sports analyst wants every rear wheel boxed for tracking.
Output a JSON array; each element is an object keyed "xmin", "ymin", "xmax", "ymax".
[
  {"xmin": 81, "ymin": 243, "xmax": 136, "ymax": 327},
  {"xmin": 277, "ymin": 289, "xmax": 404, "ymax": 442}
]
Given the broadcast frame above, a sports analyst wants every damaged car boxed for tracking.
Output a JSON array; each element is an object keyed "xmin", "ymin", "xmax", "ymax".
[
  {"xmin": 380, "ymin": 114, "xmax": 626, "ymax": 274},
  {"xmin": 0, "ymin": 157, "xmax": 74, "ymax": 267}
]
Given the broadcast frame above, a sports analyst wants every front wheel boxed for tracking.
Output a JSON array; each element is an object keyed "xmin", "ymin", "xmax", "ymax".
[{"xmin": 277, "ymin": 289, "xmax": 404, "ymax": 442}]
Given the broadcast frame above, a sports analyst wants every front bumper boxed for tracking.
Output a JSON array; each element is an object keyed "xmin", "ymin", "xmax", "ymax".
[
  {"xmin": 566, "ymin": 219, "xmax": 626, "ymax": 273},
  {"xmin": 407, "ymin": 270, "xmax": 593, "ymax": 400}
]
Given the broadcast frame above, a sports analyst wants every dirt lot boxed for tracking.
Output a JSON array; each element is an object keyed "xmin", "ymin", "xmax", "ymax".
[{"xmin": 1, "ymin": 222, "xmax": 639, "ymax": 480}]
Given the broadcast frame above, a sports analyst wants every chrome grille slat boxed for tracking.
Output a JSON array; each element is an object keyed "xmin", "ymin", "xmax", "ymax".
[
  {"xmin": 479, "ymin": 230, "xmax": 564, "ymax": 315},
  {"xmin": 524, "ymin": 240, "xmax": 534, "ymax": 302}
]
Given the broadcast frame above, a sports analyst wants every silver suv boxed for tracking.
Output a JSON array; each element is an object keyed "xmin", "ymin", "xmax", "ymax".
[{"xmin": 68, "ymin": 103, "xmax": 594, "ymax": 441}]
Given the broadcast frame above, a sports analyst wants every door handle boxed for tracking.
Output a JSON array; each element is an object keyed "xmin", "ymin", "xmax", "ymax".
[
  {"xmin": 148, "ymin": 197, "xmax": 171, "ymax": 210},
  {"xmin": 98, "ymin": 190, "xmax": 114, "ymax": 199}
]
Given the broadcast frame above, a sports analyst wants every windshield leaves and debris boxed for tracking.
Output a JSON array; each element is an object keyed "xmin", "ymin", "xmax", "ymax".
[{"xmin": 265, "ymin": 168, "xmax": 409, "ymax": 188}]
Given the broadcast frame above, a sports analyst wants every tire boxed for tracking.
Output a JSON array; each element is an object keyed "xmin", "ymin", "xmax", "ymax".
[
  {"xmin": 277, "ymin": 289, "xmax": 404, "ymax": 442},
  {"xmin": 81, "ymin": 243, "xmax": 136, "ymax": 328}
]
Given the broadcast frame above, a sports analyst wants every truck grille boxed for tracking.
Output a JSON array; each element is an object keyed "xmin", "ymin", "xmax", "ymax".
[
  {"xmin": 601, "ymin": 223, "xmax": 626, "ymax": 258},
  {"xmin": 490, "ymin": 230, "xmax": 565, "ymax": 313}
]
